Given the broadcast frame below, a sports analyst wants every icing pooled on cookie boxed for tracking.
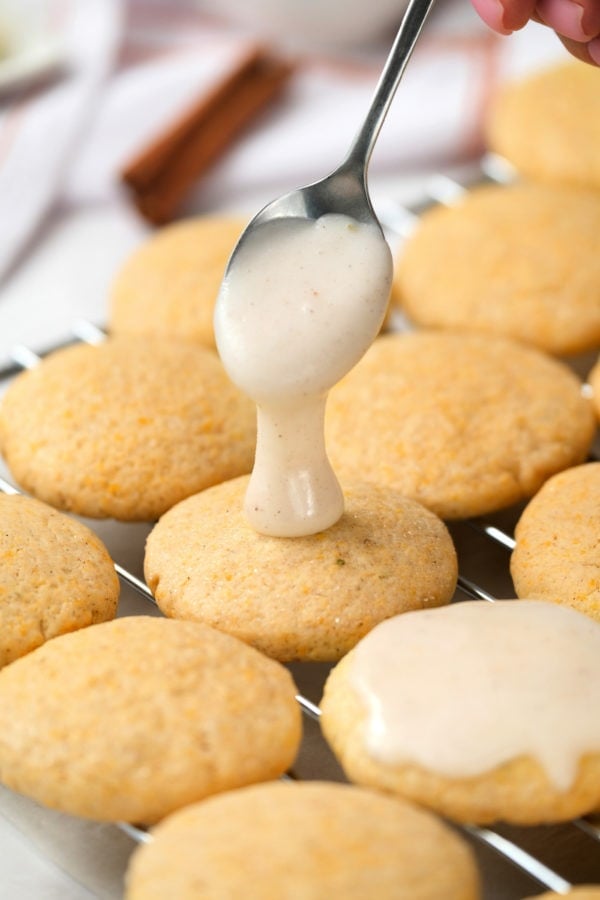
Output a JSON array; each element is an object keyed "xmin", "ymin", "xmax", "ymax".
[
  {"xmin": 214, "ymin": 213, "xmax": 391, "ymax": 537},
  {"xmin": 349, "ymin": 600, "xmax": 600, "ymax": 791}
]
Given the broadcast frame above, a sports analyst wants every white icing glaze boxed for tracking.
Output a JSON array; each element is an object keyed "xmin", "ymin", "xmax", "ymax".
[
  {"xmin": 214, "ymin": 213, "xmax": 392, "ymax": 537},
  {"xmin": 349, "ymin": 600, "xmax": 600, "ymax": 791}
]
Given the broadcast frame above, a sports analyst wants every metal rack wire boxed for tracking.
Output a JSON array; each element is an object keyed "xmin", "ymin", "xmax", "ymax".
[{"xmin": 1, "ymin": 155, "xmax": 599, "ymax": 897}]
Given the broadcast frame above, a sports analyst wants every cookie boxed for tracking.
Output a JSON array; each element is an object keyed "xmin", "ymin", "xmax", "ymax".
[
  {"xmin": 320, "ymin": 600, "xmax": 600, "ymax": 825},
  {"xmin": 144, "ymin": 477, "xmax": 458, "ymax": 662},
  {"xmin": 0, "ymin": 616, "xmax": 301, "ymax": 824},
  {"xmin": 523, "ymin": 890, "xmax": 600, "ymax": 900},
  {"xmin": 0, "ymin": 493, "xmax": 119, "ymax": 667},
  {"xmin": 486, "ymin": 61, "xmax": 600, "ymax": 189},
  {"xmin": 511, "ymin": 463, "xmax": 600, "ymax": 622},
  {"xmin": 0, "ymin": 336, "xmax": 256, "ymax": 521},
  {"xmin": 324, "ymin": 331, "xmax": 595, "ymax": 520},
  {"xmin": 110, "ymin": 216, "xmax": 247, "ymax": 348},
  {"xmin": 125, "ymin": 780, "xmax": 481, "ymax": 900},
  {"xmin": 393, "ymin": 182, "xmax": 600, "ymax": 356}
]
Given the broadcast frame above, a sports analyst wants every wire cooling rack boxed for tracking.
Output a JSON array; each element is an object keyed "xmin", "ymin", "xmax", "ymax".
[{"xmin": 1, "ymin": 156, "xmax": 600, "ymax": 899}]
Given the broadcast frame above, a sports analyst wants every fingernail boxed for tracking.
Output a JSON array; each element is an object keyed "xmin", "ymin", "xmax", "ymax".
[
  {"xmin": 536, "ymin": 0, "xmax": 598, "ymax": 41},
  {"xmin": 474, "ymin": 0, "xmax": 513, "ymax": 35},
  {"xmin": 588, "ymin": 36, "xmax": 600, "ymax": 65}
]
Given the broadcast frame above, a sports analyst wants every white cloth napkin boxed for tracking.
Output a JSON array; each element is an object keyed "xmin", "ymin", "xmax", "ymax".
[{"xmin": 0, "ymin": 0, "xmax": 123, "ymax": 283}]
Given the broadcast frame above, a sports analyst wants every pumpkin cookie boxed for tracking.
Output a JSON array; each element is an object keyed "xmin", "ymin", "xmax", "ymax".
[
  {"xmin": 0, "ymin": 336, "xmax": 256, "ymax": 521},
  {"xmin": 0, "ymin": 617, "xmax": 301, "ymax": 823},
  {"xmin": 511, "ymin": 463, "xmax": 600, "ymax": 622},
  {"xmin": 486, "ymin": 61, "xmax": 600, "ymax": 189},
  {"xmin": 0, "ymin": 493, "xmax": 119, "ymax": 667},
  {"xmin": 393, "ymin": 182, "xmax": 600, "ymax": 356},
  {"xmin": 125, "ymin": 781, "xmax": 481, "ymax": 900},
  {"xmin": 109, "ymin": 216, "xmax": 247, "ymax": 348},
  {"xmin": 320, "ymin": 601, "xmax": 600, "ymax": 825},
  {"xmin": 145, "ymin": 477, "xmax": 458, "ymax": 662},
  {"xmin": 325, "ymin": 331, "xmax": 595, "ymax": 520}
]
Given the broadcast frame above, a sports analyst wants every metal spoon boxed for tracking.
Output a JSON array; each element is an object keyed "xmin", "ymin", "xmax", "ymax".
[{"xmin": 224, "ymin": 0, "xmax": 437, "ymax": 261}]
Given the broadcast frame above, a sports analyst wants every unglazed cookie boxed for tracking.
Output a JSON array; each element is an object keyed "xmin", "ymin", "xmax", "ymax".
[
  {"xmin": 0, "ymin": 617, "xmax": 301, "ymax": 823},
  {"xmin": 511, "ymin": 463, "xmax": 600, "ymax": 622},
  {"xmin": 0, "ymin": 336, "xmax": 256, "ymax": 521},
  {"xmin": 145, "ymin": 477, "xmax": 458, "ymax": 661},
  {"xmin": 486, "ymin": 61, "xmax": 600, "ymax": 189},
  {"xmin": 125, "ymin": 781, "xmax": 481, "ymax": 900},
  {"xmin": 393, "ymin": 182, "xmax": 600, "ymax": 355},
  {"xmin": 0, "ymin": 493, "xmax": 119, "ymax": 667},
  {"xmin": 110, "ymin": 216, "xmax": 247, "ymax": 348},
  {"xmin": 523, "ymin": 889, "xmax": 600, "ymax": 900},
  {"xmin": 324, "ymin": 331, "xmax": 595, "ymax": 520},
  {"xmin": 320, "ymin": 601, "xmax": 600, "ymax": 825}
]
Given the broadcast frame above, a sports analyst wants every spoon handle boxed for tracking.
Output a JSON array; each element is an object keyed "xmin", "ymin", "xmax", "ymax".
[{"xmin": 344, "ymin": 0, "xmax": 437, "ymax": 173}]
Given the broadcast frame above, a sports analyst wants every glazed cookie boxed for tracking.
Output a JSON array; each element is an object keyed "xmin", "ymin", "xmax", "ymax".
[
  {"xmin": 110, "ymin": 216, "xmax": 247, "ymax": 348},
  {"xmin": 486, "ymin": 62, "xmax": 600, "ymax": 189},
  {"xmin": 125, "ymin": 781, "xmax": 481, "ymax": 900},
  {"xmin": 393, "ymin": 182, "xmax": 600, "ymax": 356},
  {"xmin": 0, "ymin": 493, "xmax": 119, "ymax": 667},
  {"xmin": 320, "ymin": 600, "xmax": 600, "ymax": 825},
  {"xmin": 0, "ymin": 617, "xmax": 301, "ymax": 823},
  {"xmin": 511, "ymin": 463, "xmax": 600, "ymax": 622},
  {"xmin": 0, "ymin": 336, "xmax": 256, "ymax": 521},
  {"xmin": 145, "ymin": 477, "xmax": 458, "ymax": 662},
  {"xmin": 523, "ymin": 889, "xmax": 600, "ymax": 900},
  {"xmin": 325, "ymin": 331, "xmax": 595, "ymax": 520}
]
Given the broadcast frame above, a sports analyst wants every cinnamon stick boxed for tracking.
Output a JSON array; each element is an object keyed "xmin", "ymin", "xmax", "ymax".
[{"xmin": 120, "ymin": 48, "xmax": 294, "ymax": 225}]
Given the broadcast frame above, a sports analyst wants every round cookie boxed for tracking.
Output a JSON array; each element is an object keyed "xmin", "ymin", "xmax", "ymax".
[
  {"xmin": 324, "ymin": 331, "xmax": 596, "ymax": 520},
  {"xmin": 486, "ymin": 61, "xmax": 600, "ymax": 189},
  {"xmin": 0, "ymin": 616, "xmax": 301, "ymax": 824},
  {"xmin": 511, "ymin": 463, "xmax": 600, "ymax": 622},
  {"xmin": 125, "ymin": 781, "xmax": 481, "ymax": 900},
  {"xmin": 523, "ymin": 890, "xmax": 600, "ymax": 900},
  {"xmin": 109, "ymin": 215, "xmax": 247, "ymax": 348},
  {"xmin": 393, "ymin": 181, "xmax": 600, "ymax": 356},
  {"xmin": 0, "ymin": 493, "xmax": 119, "ymax": 667},
  {"xmin": 145, "ymin": 477, "xmax": 458, "ymax": 662},
  {"xmin": 0, "ymin": 336, "xmax": 256, "ymax": 521},
  {"xmin": 320, "ymin": 600, "xmax": 600, "ymax": 826}
]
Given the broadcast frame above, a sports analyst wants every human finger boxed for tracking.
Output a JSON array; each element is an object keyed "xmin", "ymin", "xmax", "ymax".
[
  {"xmin": 470, "ymin": 0, "xmax": 536, "ymax": 34},
  {"xmin": 535, "ymin": 0, "xmax": 600, "ymax": 42}
]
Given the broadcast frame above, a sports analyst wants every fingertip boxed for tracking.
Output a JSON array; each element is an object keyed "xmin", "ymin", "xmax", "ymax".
[
  {"xmin": 498, "ymin": 0, "xmax": 537, "ymax": 30},
  {"xmin": 471, "ymin": 0, "xmax": 514, "ymax": 35},
  {"xmin": 536, "ymin": 0, "xmax": 600, "ymax": 42}
]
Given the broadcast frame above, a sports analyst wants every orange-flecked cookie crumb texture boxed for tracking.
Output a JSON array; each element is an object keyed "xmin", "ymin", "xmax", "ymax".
[
  {"xmin": 0, "ymin": 617, "xmax": 301, "ymax": 824},
  {"xmin": 144, "ymin": 477, "xmax": 458, "ymax": 662},
  {"xmin": 393, "ymin": 181, "xmax": 600, "ymax": 356},
  {"xmin": 0, "ymin": 493, "xmax": 119, "ymax": 667},
  {"xmin": 109, "ymin": 215, "xmax": 248, "ymax": 348},
  {"xmin": 125, "ymin": 781, "xmax": 481, "ymax": 900},
  {"xmin": 486, "ymin": 61, "xmax": 600, "ymax": 190},
  {"xmin": 0, "ymin": 336, "xmax": 256, "ymax": 521},
  {"xmin": 511, "ymin": 462, "xmax": 600, "ymax": 622},
  {"xmin": 325, "ymin": 331, "xmax": 596, "ymax": 520}
]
